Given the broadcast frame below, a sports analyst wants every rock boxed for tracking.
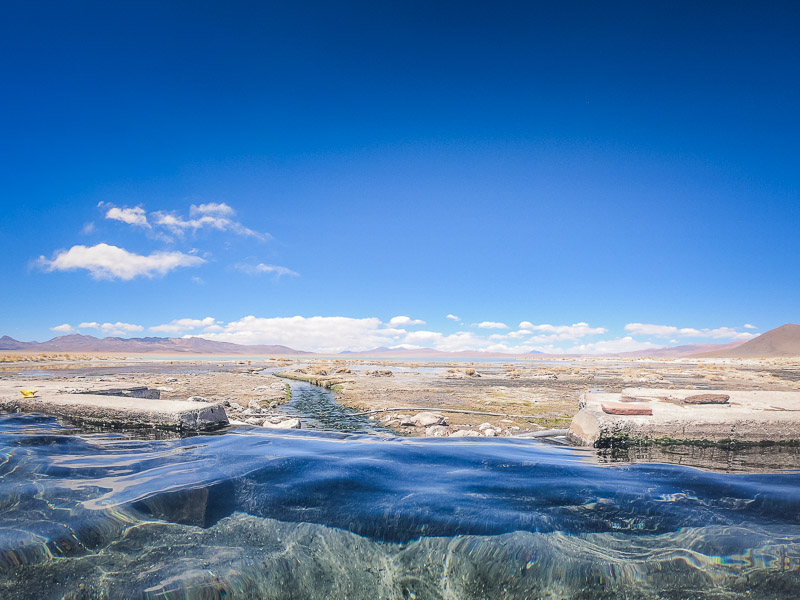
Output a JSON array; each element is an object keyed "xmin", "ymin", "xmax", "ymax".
[
  {"xmin": 478, "ymin": 422, "xmax": 493, "ymax": 431},
  {"xmin": 450, "ymin": 430, "xmax": 481, "ymax": 437},
  {"xmin": 397, "ymin": 414, "xmax": 416, "ymax": 426},
  {"xmin": 187, "ymin": 396, "xmax": 208, "ymax": 403},
  {"xmin": 165, "ymin": 377, "xmax": 178, "ymax": 383},
  {"xmin": 133, "ymin": 480, "xmax": 234, "ymax": 527},
  {"xmin": 248, "ymin": 399, "xmax": 262, "ymax": 411},
  {"xmin": 601, "ymin": 402, "xmax": 653, "ymax": 416},
  {"xmin": 483, "ymin": 429, "xmax": 498, "ymax": 437},
  {"xmin": 426, "ymin": 425, "xmax": 449, "ymax": 437},
  {"xmin": 263, "ymin": 417, "xmax": 301, "ymax": 429},
  {"xmin": 335, "ymin": 367, "xmax": 352, "ymax": 374},
  {"xmin": 229, "ymin": 402, "xmax": 245, "ymax": 412},
  {"xmin": 681, "ymin": 393, "xmax": 730, "ymax": 405},
  {"xmin": 156, "ymin": 386, "xmax": 174, "ymax": 392},
  {"xmin": 245, "ymin": 417, "xmax": 264, "ymax": 425},
  {"xmin": 269, "ymin": 401, "xmax": 278, "ymax": 410},
  {"xmin": 413, "ymin": 412, "xmax": 447, "ymax": 427}
]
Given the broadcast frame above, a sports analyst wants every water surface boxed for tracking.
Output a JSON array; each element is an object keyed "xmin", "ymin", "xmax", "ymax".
[{"xmin": 1, "ymin": 411, "xmax": 799, "ymax": 599}]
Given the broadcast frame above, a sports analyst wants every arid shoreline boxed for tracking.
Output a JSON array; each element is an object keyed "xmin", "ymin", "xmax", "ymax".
[{"xmin": 2, "ymin": 354, "xmax": 799, "ymax": 437}]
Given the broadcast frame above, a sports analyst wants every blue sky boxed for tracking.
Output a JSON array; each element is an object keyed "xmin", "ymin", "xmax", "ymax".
[{"xmin": 1, "ymin": 1, "xmax": 797, "ymax": 353}]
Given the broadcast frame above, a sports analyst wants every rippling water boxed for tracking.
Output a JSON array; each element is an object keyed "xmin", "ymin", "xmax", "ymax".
[{"xmin": 1, "ymin": 411, "xmax": 800, "ymax": 599}]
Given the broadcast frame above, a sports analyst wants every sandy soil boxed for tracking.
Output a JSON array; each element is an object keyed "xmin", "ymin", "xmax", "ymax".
[{"xmin": 2, "ymin": 355, "xmax": 799, "ymax": 437}]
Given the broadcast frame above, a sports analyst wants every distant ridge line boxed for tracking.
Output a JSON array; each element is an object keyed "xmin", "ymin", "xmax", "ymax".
[
  {"xmin": 0, "ymin": 334, "xmax": 309, "ymax": 355},
  {"xmin": 1, "ymin": 329, "xmax": 792, "ymax": 358}
]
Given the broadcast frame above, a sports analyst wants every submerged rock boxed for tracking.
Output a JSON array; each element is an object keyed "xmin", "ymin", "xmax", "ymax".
[{"xmin": 263, "ymin": 417, "xmax": 301, "ymax": 429}]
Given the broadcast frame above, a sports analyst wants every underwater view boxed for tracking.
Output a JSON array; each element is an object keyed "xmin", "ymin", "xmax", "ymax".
[{"xmin": 2, "ymin": 383, "xmax": 800, "ymax": 599}]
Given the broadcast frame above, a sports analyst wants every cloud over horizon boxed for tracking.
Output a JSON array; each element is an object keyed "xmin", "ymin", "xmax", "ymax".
[
  {"xmin": 624, "ymin": 323, "xmax": 757, "ymax": 340},
  {"xmin": 42, "ymin": 314, "xmax": 763, "ymax": 355}
]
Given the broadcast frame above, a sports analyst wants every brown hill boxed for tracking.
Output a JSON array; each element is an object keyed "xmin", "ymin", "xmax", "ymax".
[
  {"xmin": 0, "ymin": 334, "xmax": 308, "ymax": 355},
  {"xmin": 692, "ymin": 324, "xmax": 800, "ymax": 358}
]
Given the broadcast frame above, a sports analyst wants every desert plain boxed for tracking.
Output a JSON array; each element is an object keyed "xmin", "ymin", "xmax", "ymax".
[{"xmin": 2, "ymin": 352, "xmax": 799, "ymax": 439}]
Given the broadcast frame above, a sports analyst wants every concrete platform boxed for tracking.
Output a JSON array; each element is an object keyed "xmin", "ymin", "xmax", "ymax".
[
  {"xmin": 0, "ymin": 382, "xmax": 228, "ymax": 431},
  {"xmin": 568, "ymin": 388, "xmax": 800, "ymax": 446}
]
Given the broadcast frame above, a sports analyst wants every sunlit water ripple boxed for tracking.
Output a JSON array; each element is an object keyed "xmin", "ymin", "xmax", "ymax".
[{"xmin": 1, "ymin": 410, "xmax": 799, "ymax": 599}]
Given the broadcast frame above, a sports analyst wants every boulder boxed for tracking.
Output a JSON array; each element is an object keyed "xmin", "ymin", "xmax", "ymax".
[
  {"xmin": 397, "ymin": 414, "xmax": 416, "ymax": 426},
  {"xmin": 413, "ymin": 412, "xmax": 447, "ymax": 427},
  {"xmin": 187, "ymin": 396, "xmax": 208, "ymax": 403},
  {"xmin": 425, "ymin": 425, "xmax": 449, "ymax": 437},
  {"xmin": 263, "ymin": 417, "xmax": 301, "ymax": 429},
  {"xmin": 450, "ymin": 430, "xmax": 481, "ymax": 437}
]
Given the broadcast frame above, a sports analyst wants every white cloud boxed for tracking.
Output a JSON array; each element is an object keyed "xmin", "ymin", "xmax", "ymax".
[
  {"xmin": 38, "ymin": 243, "xmax": 205, "ymax": 280},
  {"xmin": 404, "ymin": 330, "xmax": 444, "ymax": 343},
  {"xmin": 78, "ymin": 321, "xmax": 144, "ymax": 336},
  {"xmin": 477, "ymin": 321, "xmax": 509, "ymax": 329},
  {"xmin": 446, "ymin": 314, "xmax": 460, "ymax": 321},
  {"xmin": 744, "ymin": 323, "xmax": 757, "ymax": 330},
  {"xmin": 81, "ymin": 222, "xmax": 95, "ymax": 235},
  {"xmin": 99, "ymin": 201, "xmax": 265, "ymax": 240},
  {"xmin": 150, "ymin": 317, "xmax": 218, "ymax": 333},
  {"xmin": 236, "ymin": 263, "xmax": 299, "ymax": 277},
  {"xmin": 389, "ymin": 315, "xmax": 426, "ymax": 326},
  {"xmin": 51, "ymin": 323, "xmax": 74, "ymax": 333},
  {"xmin": 623, "ymin": 323, "xmax": 682, "ymax": 337},
  {"xmin": 568, "ymin": 337, "xmax": 662, "ymax": 355},
  {"xmin": 182, "ymin": 315, "xmax": 613, "ymax": 354},
  {"xmin": 516, "ymin": 322, "xmax": 607, "ymax": 340},
  {"xmin": 199, "ymin": 315, "xmax": 407, "ymax": 353},
  {"xmin": 105, "ymin": 206, "xmax": 150, "ymax": 228},
  {"xmin": 152, "ymin": 206, "xmax": 267, "ymax": 240},
  {"xmin": 190, "ymin": 202, "xmax": 235, "ymax": 217},
  {"xmin": 624, "ymin": 323, "xmax": 756, "ymax": 340}
]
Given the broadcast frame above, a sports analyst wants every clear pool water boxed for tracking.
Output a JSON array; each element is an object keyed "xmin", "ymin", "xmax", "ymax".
[{"xmin": 1, "ymin": 409, "xmax": 799, "ymax": 599}]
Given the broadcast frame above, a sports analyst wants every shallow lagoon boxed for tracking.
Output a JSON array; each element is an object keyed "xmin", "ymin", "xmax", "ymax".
[{"xmin": 1, "ymin": 379, "xmax": 800, "ymax": 599}]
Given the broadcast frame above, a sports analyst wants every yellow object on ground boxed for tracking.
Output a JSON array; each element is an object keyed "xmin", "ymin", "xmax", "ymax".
[{"xmin": 20, "ymin": 389, "xmax": 38, "ymax": 398}]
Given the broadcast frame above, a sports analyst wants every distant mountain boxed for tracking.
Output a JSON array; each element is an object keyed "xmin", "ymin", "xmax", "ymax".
[
  {"xmin": 0, "ymin": 334, "xmax": 309, "ymax": 355},
  {"xmin": 692, "ymin": 324, "xmax": 800, "ymax": 358}
]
